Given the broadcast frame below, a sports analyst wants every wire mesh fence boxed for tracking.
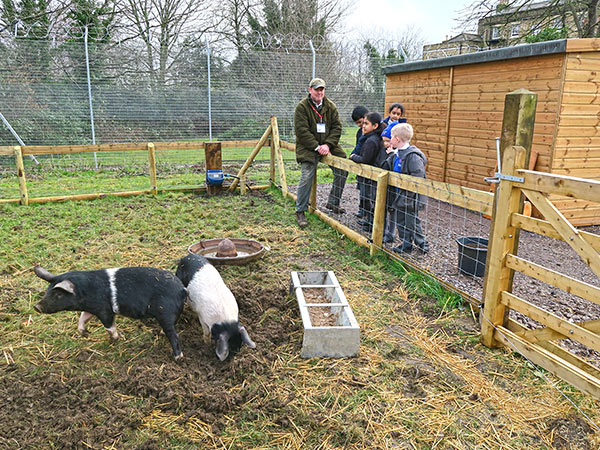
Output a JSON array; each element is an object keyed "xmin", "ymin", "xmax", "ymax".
[{"xmin": 0, "ymin": 31, "xmax": 403, "ymax": 160}]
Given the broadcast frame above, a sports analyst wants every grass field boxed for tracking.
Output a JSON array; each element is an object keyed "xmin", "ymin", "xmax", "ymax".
[
  {"xmin": 1, "ymin": 189, "xmax": 599, "ymax": 448},
  {"xmin": 0, "ymin": 126, "xmax": 360, "ymax": 201}
]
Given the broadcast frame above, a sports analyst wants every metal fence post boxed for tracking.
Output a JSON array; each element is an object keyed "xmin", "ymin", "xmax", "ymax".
[
  {"xmin": 309, "ymin": 40, "xmax": 316, "ymax": 79},
  {"xmin": 206, "ymin": 35, "xmax": 212, "ymax": 142},
  {"xmin": 84, "ymin": 25, "xmax": 97, "ymax": 168}
]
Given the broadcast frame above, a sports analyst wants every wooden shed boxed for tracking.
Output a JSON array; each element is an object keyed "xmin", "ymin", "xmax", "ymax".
[{"xmin": 383, "ymin": 38, "xmax": 600, "ymax": 226}]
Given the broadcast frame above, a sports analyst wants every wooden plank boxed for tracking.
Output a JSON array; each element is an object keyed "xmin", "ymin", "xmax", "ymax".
[
  {"xmin": 494, "ymin": 325, "xmax": 600, "ymax": 400},
  {"xmin": 523, "ymin": 188, "xmax": 600, "ymax": 278},
  {"xmin": 511, "ymin": 213, "xmax": 600, "ymax": 251},
  {"xmin": 501, "ymin": 291, "xmax": 600, "ymax": 353},
  {"xmin": 279, "ymin": 140, "xmax": 296, "ymax": 152},
  {"xmin": 505, "ymin": 254, "xmax": 600, "ymax": 306},
  {"xmin": 556, "ymin": 126, "xmax": 600, "ymax": 137},
  {"xmin": 14, "ymin": 146, "xmax": 28, "ymax": 206},
  {"xmin": 271, "ymin": 117, "xmax": 288, "ymax": 196},
  {"xmin": 452, "ymin": 90, "xmax": 560, "ymax": 103},
  {"xmin": 517, "ymin": 319, "xmax": 600, "ymax": 344},
  {"xmin": 553, "ymin": 148, "xmax": 600, "ymax": 158},
  {"xmin": 0, "ymin": 146, "xmax": 15, "ymax": 155},
  {"xmin": 554, "ymin": 157, "xmax": 600, "ymax": 169},
  {"xmin": 507, "ymin": 317, "xmax": 600, "ymax": 380},
  {"xmin": 518, "ymin": 170, "xmax": 600, "ymax": 203},
  {"xmin": 371, "ymin": 171, "xmax": 388, "ymax": 255},
  {"xmin": 555, "ymin": 136, "xmax": 600, "ymax": 147},
  {"xmin": 442, "ymin": 67, "xmax": 454, "ymax": 183},
  {"xmin": 453, "ymin": 66, "xmax": 562, "ymax": 85},
  {"xmin": 321, "ymin": 154, "xmax": 494, "ymax": 214},
  {"xmin": 228, "ymin": 125, "xmax": 272, "ymax": 192},
  {"xmin": 562, "ymin": 80, "xmax": 600, "ymax": 93},
  {"xmin": 21, "ymin": 143, "xmax": 148, "ymax": 155},
  {"xmin": 561, "ymin": 92, "xmax": 600, "ymax": 105},
  {"xmin": 453, "ymin": 54, "xmax": 563, "ymax": 75},
  {"xmin": 566, "ymin": 38, "xmax": 600, "ymax": 53},
  {"xmin": 147, "ymin": 143, "xmax": 157, "ymax": 194},
  {"xmin": 564, "ymin": 70, "xmax": 600, "ymax": 82},
  {"xmin": 557, "ymin": 116, "xmax": 600, "ymax": 127},
  {"xmin": 451, "ymin": 79, "xmax": 562, "ymax": 94}
]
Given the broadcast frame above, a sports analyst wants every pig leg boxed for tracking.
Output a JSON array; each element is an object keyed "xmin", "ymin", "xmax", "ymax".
[
  {"xmin": 97, "ymin": 312, "xmax": 119, "ymax": 340},
  {"xmin": 77, "ymin": 311, "xmax": 93, "ymax": 336},
  {"xmin": 157, "ymin": 318, "xmax": 183, "ymax": 360},
  {"xmin": 199, "ymin": 319, "xmax": 211, "ymax": 343}
]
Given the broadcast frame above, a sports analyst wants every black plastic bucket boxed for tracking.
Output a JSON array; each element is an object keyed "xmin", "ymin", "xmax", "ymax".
[{"xmin": 456, "ymin": 236, "xmax": 488, "ymax": 277}]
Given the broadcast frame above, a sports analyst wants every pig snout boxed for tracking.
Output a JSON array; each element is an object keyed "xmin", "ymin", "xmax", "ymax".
[{"xmin": 33, "ymin": 303, "xmax": 44, "ymax": 313}]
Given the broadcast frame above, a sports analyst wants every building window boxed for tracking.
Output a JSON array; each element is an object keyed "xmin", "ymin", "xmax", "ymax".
[
  {"xmin": 511, "ymin": 24, "xmax": 520, "ymax": 37},
  {"xmin": 553, "ymin": 17, "xmax": 563, "ymax": 28},
  {"xmin": 491, "ymin": 27, "xmax": 500, "ymax": 39}
]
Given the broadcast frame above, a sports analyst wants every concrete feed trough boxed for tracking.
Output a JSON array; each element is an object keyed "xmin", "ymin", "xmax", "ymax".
[{"xmin": 291, "ymin": 271, "xmax": 360, "ymax": 358}]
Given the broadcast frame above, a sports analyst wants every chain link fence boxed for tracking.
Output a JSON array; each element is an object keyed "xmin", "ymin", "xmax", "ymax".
[{"xmin": 0, "ymin": 31, "xmax": 404, "ymax": 158}]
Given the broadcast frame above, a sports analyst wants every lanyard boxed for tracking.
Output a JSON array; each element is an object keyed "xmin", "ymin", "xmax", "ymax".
[{"xmin": 309, "ymin": 103, "xmax": 324, "ymax": 122}]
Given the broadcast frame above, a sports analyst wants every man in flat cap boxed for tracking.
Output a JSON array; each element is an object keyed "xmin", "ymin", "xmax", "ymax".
[{"xmin": 294, "ymin": 77, "xmax": 348, "ymax": 228}]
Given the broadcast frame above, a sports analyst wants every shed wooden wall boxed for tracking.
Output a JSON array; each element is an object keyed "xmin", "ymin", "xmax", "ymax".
[
  {"xmin": 552, "ymin": 42, "xmax": 600, "ymax": 225},
  {"xmin": 385, "ymin": 40, "xmax": 600, "ymax": 226}
]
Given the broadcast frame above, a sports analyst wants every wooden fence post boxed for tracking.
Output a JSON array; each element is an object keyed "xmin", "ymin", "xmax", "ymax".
[
  {"xmin": 493, "ymin": 89, "xmax": 538, "ymax": 282},
  {"xmin": 269, "ymin": 126, "xmax": 276, "ymax": 186},
  {"xmin": 14, "ymin": 146, "xmax": 28, "ymax": 205},
  {"xmin": 147, "ymin": 143, "xmax": 157, "ymax": 194},
  {"xmin": 205, "ymin": 142, "xmax": 222, "ymax": 195},
  {"xmin": 371, "ymin": 171, "xmax": 388, "ymax": 256},
  {"xmin": 481, "ymin": 145, "xmax": 528, "ymax": 347},
  {"xmin": 481, "ymin": 89, "xmax": 537, "ymax": 348},
  {"xmin": 270, "ymin": 116, "xmax": 288, "ymax": 196}
]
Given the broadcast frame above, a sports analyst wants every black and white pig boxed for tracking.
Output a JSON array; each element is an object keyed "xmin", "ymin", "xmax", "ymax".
[
  {"xmin": 175, "ymin": 254, "xmax": 256, "ymax": 361},
  {"xmin": 33, "ymin": 265, "xmax": 187, "ymax": 360}
]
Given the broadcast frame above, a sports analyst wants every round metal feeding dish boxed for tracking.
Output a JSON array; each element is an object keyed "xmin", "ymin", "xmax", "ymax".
[{"xmin": 188, "ymin": 238, "xmax": 269, "ymax": 265}]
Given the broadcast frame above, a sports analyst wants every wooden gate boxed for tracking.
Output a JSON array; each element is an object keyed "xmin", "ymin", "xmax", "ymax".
[{"xmin": 481, "ymin": 142, "xmax": 600, "ymax": 399}]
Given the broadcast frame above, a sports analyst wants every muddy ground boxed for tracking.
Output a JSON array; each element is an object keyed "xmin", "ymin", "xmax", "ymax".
[{"xmin": 1, "ymin": 276, "xmax": 295, "ymax": 448}]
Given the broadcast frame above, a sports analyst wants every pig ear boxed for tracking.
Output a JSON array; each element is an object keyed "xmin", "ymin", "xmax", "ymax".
[
  {"xmin": 34, "ymin": 266, "xmax": 56, "ymax": 282},
  {"xmin": 53, "ymin": 279, "xmax": 76, "ymax": 295},
  {"xmin": 215, "ymin": 334, "xmax": 230, "ymax": 361},
  {"xmin": 239, "ymin": 325, "xmax": 256, "ymax": 349}
]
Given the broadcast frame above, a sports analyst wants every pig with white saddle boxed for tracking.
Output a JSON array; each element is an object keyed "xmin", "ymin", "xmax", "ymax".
[
  {"xmin": 175, "ymin": 254, "xmax": 255, "ymax": 361},
  {"xmin": 33, "ymin": 265, "xmax": 187, "ymax": 360}
]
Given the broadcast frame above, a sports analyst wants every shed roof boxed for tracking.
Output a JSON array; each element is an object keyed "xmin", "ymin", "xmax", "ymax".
[{"xmin": 383, "ymin": 39, "xmax": 567, "ymax": 75}]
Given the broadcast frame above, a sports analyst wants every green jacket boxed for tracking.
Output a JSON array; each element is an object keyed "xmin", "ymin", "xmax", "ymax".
[{"xmin": 294, "ymin": 95, "xmax": 346, "ymax": 164}]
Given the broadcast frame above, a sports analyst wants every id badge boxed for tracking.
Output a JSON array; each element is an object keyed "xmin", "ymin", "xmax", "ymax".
[{"xmin": 316, "ymin": 123, "xmax": 326, "ymax": 133}]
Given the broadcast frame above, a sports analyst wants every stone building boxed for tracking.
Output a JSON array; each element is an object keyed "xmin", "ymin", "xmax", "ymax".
[{"xmin": 423, "ymin": 1, "xmax": 582, "ymax": 60}]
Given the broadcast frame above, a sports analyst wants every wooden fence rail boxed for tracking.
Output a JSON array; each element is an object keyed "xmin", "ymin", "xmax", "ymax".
[{"xmin": 0, "ymin": 139, "xmax": 272, "ymax": 204}]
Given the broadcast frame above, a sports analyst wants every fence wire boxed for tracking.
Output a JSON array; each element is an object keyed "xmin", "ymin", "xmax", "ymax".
[
  {"xmin": 291, "ymin": 167, "xmax": 600, "ymax": 370},
  {"xmin": 0, "ymin": 33, "xmax": 402, "ymax": 162}
]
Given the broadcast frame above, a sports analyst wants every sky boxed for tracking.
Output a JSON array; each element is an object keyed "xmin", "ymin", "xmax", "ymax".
[{"xmin": 341, "ymin": 0, "xmax": 478, "ymax": 46}]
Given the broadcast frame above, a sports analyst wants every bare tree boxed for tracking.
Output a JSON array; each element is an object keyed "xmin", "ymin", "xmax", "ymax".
[
  {"xmin": 116, "ymin": 0, "xmax": 221, "ymax": 86},
  {"xmin": 459, "ymin": 0, "xmax": 600, "ymax": 40}
]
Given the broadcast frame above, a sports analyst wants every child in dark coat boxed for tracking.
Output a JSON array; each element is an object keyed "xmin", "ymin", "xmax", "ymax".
[
  {"xmin": 350, "ymin": 112, "xmax": 387, "ymax": 232},
  {"xmin": 350, "ymin": 106, "xmax": 369, "ymax": 218}
]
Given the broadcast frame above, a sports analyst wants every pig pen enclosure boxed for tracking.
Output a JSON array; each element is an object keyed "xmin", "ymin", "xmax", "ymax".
[
  {"xmin": 2, "ymin": 108, "xmax": 600, "ymax": 446},
  {"xmin": 1, "ymin": 190, "xmax": 599, "ymax": 449}
]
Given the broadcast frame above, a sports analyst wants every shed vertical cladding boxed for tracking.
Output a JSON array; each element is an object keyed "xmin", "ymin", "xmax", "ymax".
[{"xmin": 383, "ymin": 39, "xmax": 600, "ymax": 226}]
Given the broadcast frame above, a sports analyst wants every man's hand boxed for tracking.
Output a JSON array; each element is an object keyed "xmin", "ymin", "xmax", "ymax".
[{"xmin": 317, "ymin": 144, "xmax": 330, "ymax": 156}]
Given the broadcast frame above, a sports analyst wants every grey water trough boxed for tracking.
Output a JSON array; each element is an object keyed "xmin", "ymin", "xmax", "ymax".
[{"xmin": 290, "ymin": 271, "xmax": 360, "ymax": 358}]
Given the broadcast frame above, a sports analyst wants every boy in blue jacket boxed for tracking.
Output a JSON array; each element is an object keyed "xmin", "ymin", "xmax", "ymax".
[{"xmin": 382, "ymin": 123, "xmax": 429, "ymax": 254}]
